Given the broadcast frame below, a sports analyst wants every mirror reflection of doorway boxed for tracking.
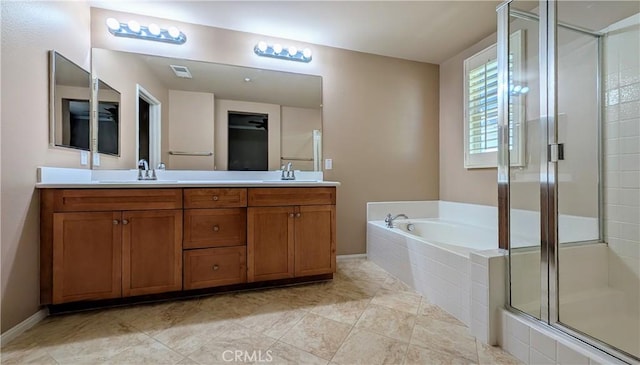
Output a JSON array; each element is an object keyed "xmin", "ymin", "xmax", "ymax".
[
  {"xmin": 136, "ymin": 85, "xmax": 161, "ymax": 168},
  {"xmin": 138, "ymin": 97, "xmax": 150, "ymax": 163},
  {"xmin": 228, "ymin": 111, "xmax": 268, "ymax": 171}
]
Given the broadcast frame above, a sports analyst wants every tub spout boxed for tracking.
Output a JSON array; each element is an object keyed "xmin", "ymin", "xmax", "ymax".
[{"xmin": 385, "ymin": 213, "xmax": 408, "ymax": 228}]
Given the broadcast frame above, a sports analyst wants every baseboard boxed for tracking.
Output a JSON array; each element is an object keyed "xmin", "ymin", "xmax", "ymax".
[
  {"xmin": 1, "ymin": 308, "xmax": 48, "ymax": 347},
  {"xmin": 337, "ymin": 254, "xmax": 367, "ymax": 260}
]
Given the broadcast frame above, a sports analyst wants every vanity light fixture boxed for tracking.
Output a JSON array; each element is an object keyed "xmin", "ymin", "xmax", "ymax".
[
  {"xmin": 106, "ymin": 18, "xmax": 186, "ymax": 45},
  {"xmin": 254, "ymin": 41, "xmax": 312, "ymax": 63}
]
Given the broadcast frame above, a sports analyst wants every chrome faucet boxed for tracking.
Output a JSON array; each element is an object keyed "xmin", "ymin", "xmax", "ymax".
[
  {"xmin": 281, "ymin": 162, "xmax": 296, "ymax": 180},
  {"xmin": 385, "ymin": 213, "xmax": 408, "ymax": 228},
  {"xmin": 137, "ymin": 159, "xmax": 157, "ymax": 180}
]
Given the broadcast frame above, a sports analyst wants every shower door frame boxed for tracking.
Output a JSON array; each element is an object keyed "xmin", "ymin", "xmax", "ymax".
[{"xmin": 497, "ymin": 1, "xmax": 637, "ymax": 363}]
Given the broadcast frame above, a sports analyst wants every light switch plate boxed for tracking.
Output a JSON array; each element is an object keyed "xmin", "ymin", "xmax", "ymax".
[
  {"xmin": 80, "ymin": 151, "xmax": 88, "ymax": 165},
  {"xmin": 324, "ymin": 159, "xmax": 333, "ymax": 170},
  {"xmin": 92, "ymin": 153, "xmax": 100, "ymax": 167}
]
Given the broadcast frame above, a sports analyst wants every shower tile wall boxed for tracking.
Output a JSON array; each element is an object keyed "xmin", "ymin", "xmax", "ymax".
[{"xmin": 604, "ymin": 14, "xmax": 640, "ymax": 312}]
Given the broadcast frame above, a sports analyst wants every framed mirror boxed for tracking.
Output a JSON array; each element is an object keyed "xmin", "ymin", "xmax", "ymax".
[
  {"xmin": 92, "ymin": 48, "xmax": 322, "ymax": 171},
  {"xmin": 96, "ymin": 79, "xmax": 120, "ymax": 156},
  {"xmin": 49, "ymin": 51, "xmax": 91, "ymax": 151}
]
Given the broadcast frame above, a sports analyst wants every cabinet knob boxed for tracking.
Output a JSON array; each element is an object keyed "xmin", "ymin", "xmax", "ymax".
[
  {"xmin": 212, "ymin": 196, "xmax": 219, "ymax": 201},
  {"xmin": 289, "ymin": 213, "xmax": 295, "ymax": 218},
  {"xmin": 213, "ymin": 225, "xmax": 220, "ymax": 232},
  {"xmin": 113, "ymin": 220, "xmax": 119, "ymax": 225},
  {"xmin": 212, "ymin": 264, "xmax": 219, "ymax": 271},
  {"xmin": 296, "ymin": 213, "xmax": 301, "ymax": 218},
  {"xmin": 122, "ymin": 219, "xmax": 129, "ymax": 225}
]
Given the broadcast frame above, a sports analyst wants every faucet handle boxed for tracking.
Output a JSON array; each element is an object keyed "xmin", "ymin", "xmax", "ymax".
[{"xmin": 384, "ymin": 213, "xmax": 392, "ymax": 223}]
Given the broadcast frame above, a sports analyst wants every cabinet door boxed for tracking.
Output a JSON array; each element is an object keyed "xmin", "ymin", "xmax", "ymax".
[
  {"xmin": 52, "ymin": 212, "xmax": 122, "ymax": 304},
  {"xmin": 294, "ymin": 205, "xmax": 336, "ymax": 277},
  {"xmin": 122, "ymin": 210, "xmax": 183, "ymax": 296},
  {"xmin": 247, "ymin": 207, "xmax": 294, "ymax": 282}
]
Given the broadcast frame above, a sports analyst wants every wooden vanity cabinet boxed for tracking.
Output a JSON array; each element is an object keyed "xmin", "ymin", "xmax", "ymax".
[
  {"xmin": 247, "ymin": 188, "xmax": 336, "ymax": 282},
  {"xmin": 41, "ymin": 189, "xmax": 183, "ymax": 305},
  {"xmin": 182, "ymin": 188, "xmax": 248, "ymax": 290}
]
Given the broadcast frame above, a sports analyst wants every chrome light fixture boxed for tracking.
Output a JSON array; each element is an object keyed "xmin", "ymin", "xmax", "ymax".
[
  {"xmin": 106, "ymin": 18, "xmax": 186, "ymax": 45},
  {"xmin": 254, "ymin": 41, "xmax": 312, "ymax": 62}
]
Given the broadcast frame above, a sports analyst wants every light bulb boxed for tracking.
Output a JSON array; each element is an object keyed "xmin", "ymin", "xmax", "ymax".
[
  {"xmin": 148, "ymin": 23, "xmax": 161, "ymax": 36},
  {"xmin": 302, "ymin": 48, "xmax": 312, "ymax": 59},
  {"xmin": 513, "ymin": 85, "xmax": 522, "ymax": 93},
  {"xmin": 106, "ymin": 18, "xmax": 120, "ymax": 31},
  {"xmin": 127, "ymin": 20, "xmax": 141, "ymax": 33},
  {"xmin": 288, "ymin": 46, "xmax": 298, "ymax": 56},
  {"xmin": 168, "ymin": 26, "xmax": 180, "ymax": 39},
  {"xmin": 273, "ymin": 43, "xmax": 283, "ymax": 54},
  {"xmin": 520, "ymin": 86, "xmax": 530, "ymax": 94},
  {"xmin": 257, "ymin": 41, "xmax": 268, "ymax": 53}
]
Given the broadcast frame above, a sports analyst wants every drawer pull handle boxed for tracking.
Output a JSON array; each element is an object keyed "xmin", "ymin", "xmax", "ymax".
[
  {"xmin": 212, "ymin": 264, "xmax": 219, "ymax": 271},
  {"xmin": 289, "ymin": 213, "xmax": 294, "ymax": 218},
  {"xmin": 212, "ymin": 196, "xmax": 219, "ymax": 201},
  {"xmin": 213, "ymin": 225, "xmax": 220, "ymax": 232},
  {"xmin": 122, "ymin": 219, "xmax": 129, "ymax": 225},
  {"xmin": 113, "ymin": 220, "xmax": 119, "ymax": 225},
  {"xmin": 296, "ymin": 213, "xmax": 301, "ymax": 218}
]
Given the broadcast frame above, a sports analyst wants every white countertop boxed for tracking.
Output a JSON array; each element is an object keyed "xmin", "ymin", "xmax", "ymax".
[{"xmin": 35, "ymin": 167, "xmax": 340, "ymax": 189}]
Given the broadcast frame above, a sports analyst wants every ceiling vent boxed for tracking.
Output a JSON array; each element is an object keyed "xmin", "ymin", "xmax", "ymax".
[{"xmin": 170, "ymin": 64, "xmax": 192, "ymax": 78}]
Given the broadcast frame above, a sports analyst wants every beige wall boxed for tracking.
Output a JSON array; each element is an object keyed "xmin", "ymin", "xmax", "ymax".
[
  {"xmin": 168, "ymin": 90, "xmax": 215, "ymax": 170},
  {"xmin": 281, "ymin": 106, "xmax": 322, "ymax": 171},
  {"xmin": 92, "ymin": 48, "xmax": 170, "ymax": 169},
  {"xmin": 439, "ymin": 33, "xmax": 498, "ymax": 207},
  {"xmin": 1, "ymin": 1, "xmax": 91, "ymax": 332},
  {"xmin": 91, "ymin": 8, "xmax": 441, "ymax": 255}
]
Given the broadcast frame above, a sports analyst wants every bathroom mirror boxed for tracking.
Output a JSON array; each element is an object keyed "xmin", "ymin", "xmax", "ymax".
[
  {"xmin": 95, "ymin": 80, "xmax": 121, "ymax": 156},
  {"xmin": 49, "ymin": 51, "xmax": 92, "ymax": 151},
  {"xmin": 92, "ymin": 48, "xmax": 323, "ymax": 171}
]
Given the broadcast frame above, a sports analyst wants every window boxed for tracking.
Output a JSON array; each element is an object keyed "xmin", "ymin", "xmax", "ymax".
[{"xmin": 464, "ymin": 30, "xmax": 525, "ymax": 168}]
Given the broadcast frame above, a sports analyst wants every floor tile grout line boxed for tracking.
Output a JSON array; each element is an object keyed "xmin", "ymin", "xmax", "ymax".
[{"xmin": 326, "ymin": 321, "xmax": 358, "ymax": 364}]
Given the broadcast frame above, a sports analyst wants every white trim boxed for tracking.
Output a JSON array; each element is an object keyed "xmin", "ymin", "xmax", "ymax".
[
  {"xmin": 136, "ymin": 85, "xmax": 162, "ymax": 169},
  {"xmin": 337, "ymin": 254, "xmax": 367, "ymax": 260},
  {"xmin": 1, "ymin": 309, "xmax": 48, "ymax": 347}
]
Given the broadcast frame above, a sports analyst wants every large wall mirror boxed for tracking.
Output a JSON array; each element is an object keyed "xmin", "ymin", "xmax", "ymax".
[
  {"xmin": 49, "ymin": 51, "xmax": 92, "ymax": 151},
  {"xmin": 91, "ymin": 48, "xmax": 323, "ymax": 171}
]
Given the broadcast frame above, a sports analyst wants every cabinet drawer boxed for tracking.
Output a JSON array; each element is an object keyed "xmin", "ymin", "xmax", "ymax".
[
  {"xmin": 184, "ymin": 188, "xmax": 247, "ymax": 209},
  {"xmin": 184, "ymin": 208, "xmax": 246, "ymax": 249},
  {"xmin": 183, "ymin": 247, "xmax": 247, "ymax": 290},
  {"xmin": 52, "ymin": 189, "xmax": 182, "ymax": 212},
  {"xmin": 248, "ymin": 187, "xmax": 336, "ymax": 207}
]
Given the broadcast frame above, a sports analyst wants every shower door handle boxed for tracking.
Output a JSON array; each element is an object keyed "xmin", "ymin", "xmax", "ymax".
[{"xmin": 549, "ymin": 143, "xmax": 565, "ymax": 162}]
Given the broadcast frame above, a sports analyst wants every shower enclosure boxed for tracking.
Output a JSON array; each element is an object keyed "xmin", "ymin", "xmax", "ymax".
[{"xmin": 498, "ymin": 0, "xmax": 639, "ymax": 362}]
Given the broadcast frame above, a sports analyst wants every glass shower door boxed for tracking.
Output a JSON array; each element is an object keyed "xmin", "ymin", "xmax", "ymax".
[{"xmin": 504, "ymin": 0, "xmax": 544, "ymax": 320}]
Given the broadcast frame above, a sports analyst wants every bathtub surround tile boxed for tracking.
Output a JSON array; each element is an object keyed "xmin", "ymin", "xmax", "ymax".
[
  {"xmin": 331, "ymin": 328, "xmax": 407, "ymax": 365},
  {"xmin": 556, "ymin": 342, "xmax": 589, "ymax": 365},
  {"xmin": 530, "ymin": 327, "xmax": 557, "ymax": 361}
]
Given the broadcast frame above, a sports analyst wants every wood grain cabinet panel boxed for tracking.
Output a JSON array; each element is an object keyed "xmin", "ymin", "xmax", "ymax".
[
  {"xmin": 247, "ymin": 206, "xmax": 295, "ymax": 282},
  {"xmin": 184, "ymin": 188, "xmax": 247, "ymax": 209},
  {"xmin": 52, "ymin": 189, "xmax": 182, "ymax": 211},
  {"xmin": 248, "ymin": 187, "xmax": 335, "ymax": 207},
  {"xmin": 294, "ymin": 205, "xmax": 336, "ymax": 276},
  {"xmin": 52, "ymin": 212, "xmax": 122, "ymax": 304},
  {"xmin": 184, "ymin": 247, "xmax": 247, "ymax": 289},
  {"xmin": 184, "ymin": 208, "xmax": 246, "ymax": 249},
  {"xmin": 122, "ymin": 210, "xmax": 183, "ymax": 297}
]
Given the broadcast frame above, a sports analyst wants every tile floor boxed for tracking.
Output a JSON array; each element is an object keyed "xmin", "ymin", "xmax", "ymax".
[{"xmin": 1, "ymin": 258, "xmax": 521, "ymax": 364}]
